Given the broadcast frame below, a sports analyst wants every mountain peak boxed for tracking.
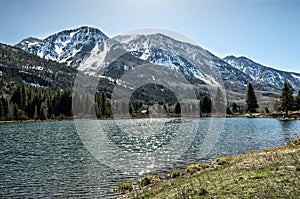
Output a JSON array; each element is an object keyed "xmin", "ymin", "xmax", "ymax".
[
  {"xmin": 17, "ymin": 37, "xmax": 42, "ymax": 46},
  {"xmin": 43, "ymin": 26, "xmax": 108, "ymax": 43},
  {"xmin": 16, "ymin": 26, "xmax": 108, "ymax": 67},
  {"xmin": 223, "ymin": 55, "xmax": 237, "ymax": 60},
  {"xmin": 47, "ymin": 26, "xmax": 108, "ymax": 39}
]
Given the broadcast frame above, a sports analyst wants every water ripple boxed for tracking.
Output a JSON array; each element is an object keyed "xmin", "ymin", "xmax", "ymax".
[{"xmin": 1, "ymin": 118, "xmax": 300, "ymax": 198}]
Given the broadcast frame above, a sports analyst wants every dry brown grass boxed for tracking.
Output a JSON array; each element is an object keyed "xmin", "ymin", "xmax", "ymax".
[{"xmin": 117, "ymin": 137, "xmax": 300, "ymax": 199}]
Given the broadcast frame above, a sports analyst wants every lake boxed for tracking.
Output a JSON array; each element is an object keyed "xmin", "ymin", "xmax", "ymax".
[{"xmin": 1, "ymin": 118, "xmax": 300, "ymax": 198}]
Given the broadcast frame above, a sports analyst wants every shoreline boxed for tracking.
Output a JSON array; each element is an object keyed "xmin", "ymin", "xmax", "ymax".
[
  {"xmin": 117, "ymin": 136, "xmax": 300, "ymax": 198},
  {"xmin": 1, "ymin": 113, "xmax": 299, "ymax": 125}
]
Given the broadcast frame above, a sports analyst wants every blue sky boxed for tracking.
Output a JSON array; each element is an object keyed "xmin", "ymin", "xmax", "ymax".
[{"xmin": 0, "ymin": 0, "xmax": 299, "ymax": 72}]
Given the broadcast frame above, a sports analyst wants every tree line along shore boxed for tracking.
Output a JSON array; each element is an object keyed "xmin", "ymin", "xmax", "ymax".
[{"xmin": 0, "ymin": 81, "xmax": 300, "ymax": 122}]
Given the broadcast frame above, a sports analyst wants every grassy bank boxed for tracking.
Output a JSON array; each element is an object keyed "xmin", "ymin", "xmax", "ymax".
[{"xmin": 117, "ymin": 137, "xmax": 300, "ymax": 198}]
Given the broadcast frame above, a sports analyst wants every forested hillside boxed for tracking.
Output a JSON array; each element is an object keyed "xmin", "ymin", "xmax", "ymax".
[
  {"xmin": 0, "ymin": 43, "xmax": 113, "ymax": 121},
  {"xmin": 0, "ymin": 43, "xmax": 76, "ymax": 91},
  {"xmin": 0, "ymin": 43, "xmax": 185, "ymax": 121}
]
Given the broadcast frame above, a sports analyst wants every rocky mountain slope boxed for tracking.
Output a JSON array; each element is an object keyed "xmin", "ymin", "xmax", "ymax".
[
  {"xmin": 16, "ymin": 26, "xmax": 108, "ymax": 67},
  {"xmin": 0, "ymin": 43, "xmax": 77, "ymax": 91},
  {"xmin": 224, "ymin": 55, "xmax": 300, "ymax": 93},
  {"xmin": 15, "ymin": 26, "xmax": 300, "ymax": 102}
]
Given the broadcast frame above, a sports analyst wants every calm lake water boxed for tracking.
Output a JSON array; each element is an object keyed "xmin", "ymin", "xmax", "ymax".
[{"xmin": 1, "ymin": 118, "xmax": 300, "ymax": 198}]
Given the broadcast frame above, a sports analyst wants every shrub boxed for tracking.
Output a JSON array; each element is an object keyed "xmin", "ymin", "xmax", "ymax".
[
  {"xmin": 197, "ymin": 187, "xmax": 209, "ymax": 196},
  {"xmin": 186, "ymin": 163, "xmax": 208, "ymax": 174},
  {"xmin": 290, "ymin": 136, "xmax": 300, "ymax": 146},
  {"xmin": 139, "ymin": 175, "xmax": 161, "ymax": 187},
  {"xmin": 216, "ymin": 157, "xmax": 232, "ymax": 165},
  {"xmin": 169, "ymin": 169, "xmax": 182, "ymax": 178},
  {"xmin": 117, "ymin": 182, "xmax": 133, "ymax": 193}
]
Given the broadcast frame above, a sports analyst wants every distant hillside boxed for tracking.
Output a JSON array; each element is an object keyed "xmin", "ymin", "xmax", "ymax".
[
  {"xmin": 0, "ymin": 43, "xmax": 77, "ymax": 92},
  {"xmin": 10, "ymin": 26, "xmax": 300, "ymax": 112},
  {"xmin": 16, "ymin": 26, "xmax": 300, "ymax": 97},
  {"xmin": 223, "ymin": 55, "xmax": 300, "ymax": 92}
]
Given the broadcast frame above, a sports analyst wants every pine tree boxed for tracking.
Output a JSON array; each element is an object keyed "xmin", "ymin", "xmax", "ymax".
[
  {"xmin": 100, "ymin": 92, "xmax": 107, "ymax": 116},
  {"xmin": 274, "ymin": 100, "xmax": 281, "ymax": 112},
  {"xmin": 105, "ymin": 100, "xmax": 112, "ymax": 117},
  {"xmin": 296, "ymin": 90, "xmax": 300, "ymax": 111},
  {"xmin": 73, "ymin": 92, "xmax": 83, "ymax": 115},
  {"xmin": 21, "ymin": 84, "xmax": 28, "ymax": 109},
  {"xmin": 174, "ymin": 102, "xmax": 181, "ymax": 115},
  {"xmin": 25, "ymin": 87, "xmax": 35, "ymax": 118},
  {"xmin": 129, "ymin": 102, "xmax": 133, "ymax": 115},
  {"xmin": 95, "ymin": 92, "xmax": 102, "ymax": 118},
  {"xmin": 39, "ymin": 102, "xmax": 48, "ymax": 120},
  {"xmin": 280, "ymin": 81, "xmax": 294, "ymax": 117},
  {"xmin": 1, "ymin": 97, "xmax": 8, "ymax": 120},
  {"xmin": 95, "ymin": 91, "xmax": 111, "ymax": 118},
  {"xmin": 246, "ymin": 83, "xmax": 259, "ymax": 113},
  {"xmin": 101, "ymin": 92, "xmax": 111, "ymax": 117},
  {"xmin": 63, "ymin": 90, "xmax": 72, "ymax": 117},
  {"xmin": 163, "ymin": 104, "xmax": 167, "ymax": 113},
  {"xmin": 200, "ymin": 95, "xmax": 212, "ymax": 115},
  {"xmin": 36, "ymin": 90, "xmax": 44, "ymax": 118},
  {"xmin": 83, "ymin": 95, "xmax": 91, "ymax": 115},
  {"xmin": 214, "ymin": 87, "xmax": 225, "ymax": 114},
  {"xmin": 13, "ymin": 103, "xmax": 19, "ymax": 120},
  {"xmin": 231, "ymin": 102, "xmax": 238, "ymax": 113},
  {"xmin": 11, "ymin": 86, "xmax": 22, "ymax": 108},
  {"xmin": 0, "ymin": 97, "xmax": 5, "ymax": 120},
  {"xmin": 53, "ymin": 90, "xmax": 61, "ymax": 117},
  {"xmin": 46, "ymin": 94, "xmax": 54, "ymax": 119}
]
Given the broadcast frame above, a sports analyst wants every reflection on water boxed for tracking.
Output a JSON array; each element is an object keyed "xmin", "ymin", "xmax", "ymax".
[
  {"xmin": 1, "ymin": 118, "xmax": 300, "ymax": 198},
  {"xmin": 104, "ymin": 119, "xmax": 179, "ymax": 152}
]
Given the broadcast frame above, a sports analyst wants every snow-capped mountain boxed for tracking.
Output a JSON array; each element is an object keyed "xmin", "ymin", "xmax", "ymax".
[
  {"xmin": 113, "ymin": 33, "xmax": 223, "ymax": 86},
  {"xmin": 16, "ymin": 26, "xmax": 108, "ymax": 67},
  {"xmin": 15, "ymin": 26, "xmax": 300, "ymax": 98},
  {"xmin": 83, "ymin": 33, "xmax": 252, "ymax": 89},
  {"xmin": 16, "ymin": 27, "xmax": 252, "ymax": 90},
  {"xmin": 224, "ymin": 55, "xmax": 300, "ymax": 91}
]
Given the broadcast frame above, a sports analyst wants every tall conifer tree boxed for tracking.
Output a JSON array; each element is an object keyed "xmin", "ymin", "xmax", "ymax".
[
  {"xmin": 280, "ymin": 81, "xmax": 294, "ymax": 117},
  {"xmin": 246, "ymin": 83, "xmax": 259, "ymax": 113}
]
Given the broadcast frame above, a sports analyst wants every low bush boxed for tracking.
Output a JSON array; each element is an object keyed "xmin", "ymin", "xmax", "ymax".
[
  {"xmin": 186, "ymin": 163, "xmax": 209, "ymax": 174},
  {"xmin": 290, "ymin": 136, "xmax": 300, "ymax": 146},
  {"xmin": 216, "ymin": 156, "xmax": 233, "ymax": 165},
  {"xmin": 139, "ymin": 175, "xmax": 161, "ymax": 187},
  {"xmin": 169, "ymin": 169, "xmax": 182, "ymax": 178},
  {"xmin": 117, "ymin": 182, "xmax": 133, "ymax": 193}
]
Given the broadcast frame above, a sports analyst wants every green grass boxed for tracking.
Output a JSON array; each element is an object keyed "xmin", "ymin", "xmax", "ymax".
[{"xmin": 117, "ymin": 136, "xmax": 300, "ymax": 198}]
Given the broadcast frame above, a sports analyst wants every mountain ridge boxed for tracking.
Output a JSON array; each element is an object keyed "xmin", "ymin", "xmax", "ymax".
[
  {"xmin": 16, "ymin": 26, "xmax": 108, "ymax": 67},
  {"xmin": 0, "ymin": 43, "xmax": 77, "ymax": 90},
  {"xmin": 14, "ymin": 26, "xmax": 300, "ymax": 98},
  {"xmin": 223, "ymin": 55, "xmax": 300, "ymax": 91}
]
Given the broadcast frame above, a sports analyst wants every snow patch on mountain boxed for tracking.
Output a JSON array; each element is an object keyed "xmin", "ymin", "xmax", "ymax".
[
  {"xmin": 223, "ymin": 55, "xmax": 300, "ymax": 90},
  {"xmin": 16, "ymin": 26, "xmax": 108, "ymax": 67},
  {"xmin": 117, "ymin": 34, "xmax": 225, "ymax": 87},
  {"xmin": 113, "ymin": 34, "xmax": 145, "ymax": 45},
  {"xmin": 78, "ymin": 42, "xmax": 110, "ymax": 75},
  {"xmin": 292, "ymin": 74, "xmax": 300, "ymax": 80},
  {"xmin": 16, "ymin": 26, "xmax": 300, "ymax": 94}
]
